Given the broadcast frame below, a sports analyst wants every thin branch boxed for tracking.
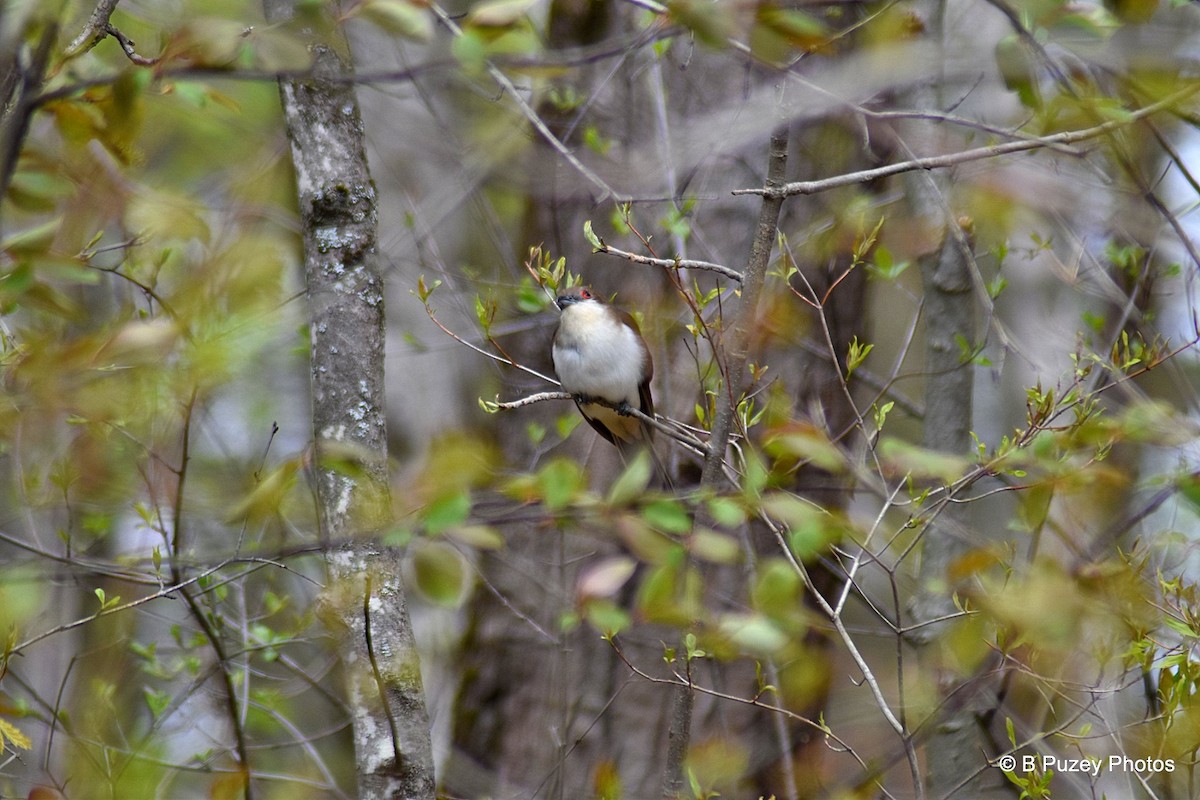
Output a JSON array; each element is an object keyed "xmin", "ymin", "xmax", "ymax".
[
  {"xmin": 593, "ymin": 239, "xmax": 743, "ymax": 283},
  {"xmin": 423, "ymin": 301, "xmax": 558, "ymax": 385},
  {"xmin": 700, "ymin": 124, "xmax": 790, "ymax": 489},
  {"xmin": 763, "ymin": 512, "xmax": 908, "ymax": 737},
  {"xmin": 608, "ymin": 638, "xmax": 865, "ymax": 763},
  {"xmin": 103, "ymin": 24, "xmax": 160, "ymax": 66},
  {"xmin": 13, "ymin": 558, "xmax": 254, "ymax": 654},
  {"xmin": 734, "ymin": 86, "xmax": 1200, "ymax": 199},
  {"xmin": 491, "ymin": 390, "xmax": 709, "ymax": 456},
  {"xmin": 430, "ymin": 2, "xmax": 622, "ymax": 203},
  {"xmin": 63, "ymin": 0, "xmax": 123, "ymax": 58},
  {"xmin": 164, "ymin": 392, "xmax": 255, "ymax": 800},
  {"xmin": 492, "ymin": 390, "xmax": 571, "ymax": 410}
]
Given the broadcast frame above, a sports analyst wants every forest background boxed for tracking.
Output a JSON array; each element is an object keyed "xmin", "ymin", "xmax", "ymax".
[{"xmin": 2, "ymin": 0, "xmax": 1200, "ymax": 799}]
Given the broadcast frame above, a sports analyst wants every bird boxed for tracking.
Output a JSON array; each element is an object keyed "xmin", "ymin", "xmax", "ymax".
[{"xmin": 551, "ymin": 286, "xmax": 655, "ymax": 449}]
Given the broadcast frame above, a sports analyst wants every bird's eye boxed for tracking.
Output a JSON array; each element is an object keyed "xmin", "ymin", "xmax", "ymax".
[{"xmin": 579, "ymin": 288, "xmax": 592, "ymax": 299}]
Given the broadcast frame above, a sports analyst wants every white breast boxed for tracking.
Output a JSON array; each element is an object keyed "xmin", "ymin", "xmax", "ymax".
[{"xmin": 552, "ymin": 301, "xmax": 646, "ymax": 406}]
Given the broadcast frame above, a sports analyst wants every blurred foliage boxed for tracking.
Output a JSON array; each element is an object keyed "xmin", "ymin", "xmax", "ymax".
[{"xmin": 1, "ymin": 0, "xmax": 1200, "ymax": 798}]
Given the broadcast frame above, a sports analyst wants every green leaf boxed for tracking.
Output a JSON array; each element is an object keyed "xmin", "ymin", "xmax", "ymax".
[
  {"xmin": 474, "ymin": 292, "xmax": 496, "ymax": 334},
  {"xmin": 355, "ymin": 0, "xmax": 433, "ymax": 41},
  {"xmin": 688, "ymin": 528, "xmax": 741, "ymax": 564},
  {"xmin": 583, "ymin": 220, "xmax": 603, "ymax": 250},
  {"xmin": 741, "ymin": 448, "xmax": 770, "ymax": 501},
  {"xmin": 144, "ymin": 687, "xmax": 171, "ymax": 719},
  {"xmin": 537, "ymin": 458, "xmax": 585, "ymax": 510},
  {"xmin": 1162, "ymin": 615, "xmax": 1196, "ymax": 639},
  {"xmin": 867, "ymin": 246, "xmax": 910, "ymax": 280},
  {"xmin": 642, "ymin": 498, "xmax": 691, "ymax": 534},
  {"xmin": 467, "ymin": 0, "xmax": 537, "ymax": 27},
  {"xmin": 752, "ymin": 559, "xmax": 803, "ymax": 617},
  {"xmin": 872, "ymin": 401, "xmax": 894, "ymax": 432},
  {"xmin": 607, "ymin": 450, "xmax": 652, "ymax": 506},
  {"xmin": 615, "ymin": 515, "xmax": 677, "ymax": 564},
  {"xmin": 1, "ymin": 218, "xmax": 61, "ymax": 256},
  {"xmin": 878, "ymin": 438, "xmax": 971, "ymax": 483},
  {"xmin": 582, "ymin": 599, "xmax": 631, "ymax": 637},
  {"xmin": 226, "ymin": 460, "xmax": 300, "ymax": 524},
  {"xmin": 718, "ymin": 613, "xmax": 789, "ymax": 655},
  {"xmin": 26, "ymin": 256, "xmax": 100, "ymax": 285},
  {"xmin": 764, "ymin": 422, "xmax": 846, "ymax": 473},
  {"xmin": 411, "ymin": 540, "xmax": 470, "ymax": 607},
  {"xmin": 416, "ymin": 275, "xmax": 441, "ymax": 302},
  {"xmin": 749, "ymin": 6, "xmax": 829, "ymax": 64},
  {"xmin": 7, "ymin": 168, "xmax": 73, "ymax": 211},
  {"xmin": 444, "ymin": 524, "xmax": 505, "ymax": 549},
  {"xmin": 126, "ymin": 189, "xmax": 210, "ymax": 244},
  {"xmin": 583, "ymin": 125, "xmax": 612, "ymax": 156},
  {"xmin": 706, "ymin": 496, "xmax": 746, "ymax": 528},
  {"xmin": 450, "ymin": 28, "xmax": 488, "ymax": 71},
  {"xmin": 757, "ymin": 6, "xmax": 828, "ymax": 43},
  {"xmin": 667, "ymin": 0, "xmax": 734, "ymax": 47},
  {"xmin": 1178, "ymin": 472, "xmax": 1200, "ymax": 513},
  {"xmin": 637, "ymin": 564, "xmax": 701, "ymax": 626},
  {"xmin": 244, "ymin": 27, "xmax": 313, "ymax": 71},
  {"xmin": 846, "ymin": 336, "xmax": 874, "ymax": 377},
  {"xmin": 515, "ymin": 279, "xmax": 546, "ymax": 314},
  {"xmin": 424, "ymin": 490, "xmax": 471, "ymax": 535},
  {"xmin": 760, "ymin": 493, "xmax": 842, "ymax": 561}
]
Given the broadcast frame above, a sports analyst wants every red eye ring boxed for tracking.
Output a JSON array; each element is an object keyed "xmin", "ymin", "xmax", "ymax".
[{"xmin": 579, "ymin": 288, "xmax": 592, "ymax": 299}]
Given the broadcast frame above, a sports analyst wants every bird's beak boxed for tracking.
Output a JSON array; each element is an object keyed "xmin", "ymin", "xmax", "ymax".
[{"xmin": 555, "ymin": 295, "xmax": 574, "ymax": 310}]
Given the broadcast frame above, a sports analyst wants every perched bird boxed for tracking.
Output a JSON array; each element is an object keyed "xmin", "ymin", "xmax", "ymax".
[{"xmin": 551, "ymin": 286, "xmax": 655, "ymax": 448}]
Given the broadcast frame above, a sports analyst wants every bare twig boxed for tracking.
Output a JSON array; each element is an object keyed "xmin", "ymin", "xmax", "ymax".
[
  {"xmin": 423, "ymin": 301, "xmax": 558, "ymax": 385},
  {"xmin": 492, "ymin": 390, "xmax": 709, "ymax": 456},
  {"xmin": 103, "ymin": 24, "xmax": 160, "ymax": 66},
  {"xmin": 13, "ymin": 558, "xmax": 254, "ymax": 654},
  {"xmin": 761, "ymin": 512, "xmax": 907, "ymax": 737},
  {"xmin": 63, "ymin": 0, "xmax": 122, "ymax": 57},
  {"xmin": 734, "ymin": 87, "xmax": 1200, "ymax": 199},
  {"xmin": 493, "ymin": 390, "xmax": 572, "ymax": 410},
  {"xmin": 608, "ymin": 638, "xmax": 865, "ymax": 764},
  {"xmin": 593, "ymin": 239, "xmax": 743, "ymax": 283},
  {"xmin": 430, "ymin": 2, "xmax": 622, "ymax": 203},
  {"xmin": 62, "ymin": 0, "xmax": 159, "ymax": 65}
]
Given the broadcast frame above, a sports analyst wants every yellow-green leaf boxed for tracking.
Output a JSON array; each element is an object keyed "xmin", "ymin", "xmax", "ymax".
[
  {"xmin": 878, "ymin": 437, "xmax": 971, "ymax": 483},
  {"xmin": 689, "ymin": 528, "xmax": 741, "ymax": 564},
  {"xmin": 607, "ymin": 450, "xmax": 652, "ymax": 506},
  {"xmin": 0, "ymin": 718, "xmax": 31, "ymax": 751},
  {"xmin": 355, "ymin": 0, "xmax": 433, "ymax": 41},
  {"xmin": 467, "ymin": 0, "xmax": 537, "ymax": 27},
  {"xmin": 410, "ymin": 540, "xmax": 470, "ymax": 608},
  {"xmin": 718, "ymin": 613, "xmax": 789, "ymax": 655}
]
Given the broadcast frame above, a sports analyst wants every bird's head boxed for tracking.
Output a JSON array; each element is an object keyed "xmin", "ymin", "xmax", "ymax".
[{"xmin": 555, "ymin": 286, "xmax": 600, "ymax": 311}]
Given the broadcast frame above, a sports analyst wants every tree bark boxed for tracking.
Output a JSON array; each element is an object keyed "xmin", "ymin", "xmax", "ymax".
[
  {"xmin": 910, "ymin": 225, "xmax": 994, "ymax": 798},
  {"xmin": 899, "ymin": 7, "xmax": 997, "ymax": 785},
  {"xmin": 262, "ymin": 2, "xmax": 436, "ymax": 798}
]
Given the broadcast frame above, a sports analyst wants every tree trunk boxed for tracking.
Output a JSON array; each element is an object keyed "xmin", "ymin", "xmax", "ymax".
[{"xmin": 262, "ymin": 2, "xmax": 436, "ymax": 797}]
